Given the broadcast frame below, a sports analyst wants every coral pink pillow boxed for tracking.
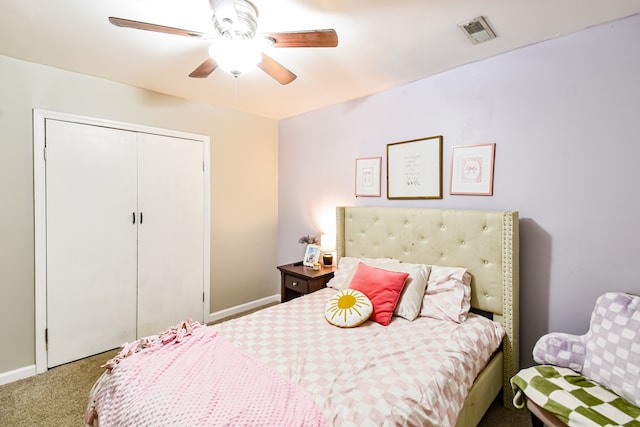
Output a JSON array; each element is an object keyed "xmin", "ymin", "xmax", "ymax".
[
  {"xmin": 326, "ymin": 257, "xmax": 401, "ymax": 291},
  {"xmin": 348, "ymin": 262, "xmax": 409, "ymax": 326}
]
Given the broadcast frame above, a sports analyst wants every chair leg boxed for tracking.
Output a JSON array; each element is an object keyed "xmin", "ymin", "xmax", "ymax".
[
  {"xmin": 530, "ymin": 413, "xmax": 544, "ymax": 427},
  {"xmin": 526, "ymin": 399, "xmax": 568, "ymax": 427}
]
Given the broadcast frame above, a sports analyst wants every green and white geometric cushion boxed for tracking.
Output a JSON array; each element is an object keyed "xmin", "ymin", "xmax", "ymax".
[{"xmin": 511, "ymin": 365, "xmax": 640, "ymax": 427}]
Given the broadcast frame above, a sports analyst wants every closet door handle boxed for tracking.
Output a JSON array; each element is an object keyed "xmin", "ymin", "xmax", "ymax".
[
  {"xmin": 140, "ymin": 212, "xmax": 143, "ymax": 224},
  {"xmin": 132, "ymin": 212, "xmax": 136, "ymax": 224}
]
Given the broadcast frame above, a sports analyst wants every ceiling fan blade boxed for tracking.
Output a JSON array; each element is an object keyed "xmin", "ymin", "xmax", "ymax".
[
  {"xmin": 257, "ymin": 53, "xmax": 297, "ymax": 85},
  {"xmin": 263, "ymin": 29, "xmax": 338, "ymax": 48},
  {"xmin": 189, "ymin": 58, "xmax": 219, "ymax": 78},
  {"xmin": 108, "ymin": 17, "xmax": 207, "ymax": 39}
]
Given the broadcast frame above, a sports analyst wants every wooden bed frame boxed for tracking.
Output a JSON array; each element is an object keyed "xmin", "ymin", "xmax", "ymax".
[{"xmin": 335, "ymin": 207, "xmax": 520, "ymax": 427}]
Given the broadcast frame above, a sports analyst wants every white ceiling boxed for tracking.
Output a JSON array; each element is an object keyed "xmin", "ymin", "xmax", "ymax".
[{"xmin": 1, "ymin": 0, "xmax": 639, "ymax": 120}]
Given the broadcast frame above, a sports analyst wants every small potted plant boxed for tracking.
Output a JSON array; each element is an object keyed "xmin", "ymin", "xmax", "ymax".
[{"xmin": 298, "ymin": 234, "xmax": 320, "ymax": 246}]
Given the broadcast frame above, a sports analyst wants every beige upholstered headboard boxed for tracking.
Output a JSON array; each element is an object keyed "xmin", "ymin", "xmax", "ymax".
[{"xmin": 335, "ymin": 207, "xmax": 519, "ymax": 401}]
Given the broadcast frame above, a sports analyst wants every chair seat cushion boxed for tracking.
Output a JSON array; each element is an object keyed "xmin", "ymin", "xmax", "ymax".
[{"xmin": 511, "ymin": 365, "xmax": 640, "ymax": 427}]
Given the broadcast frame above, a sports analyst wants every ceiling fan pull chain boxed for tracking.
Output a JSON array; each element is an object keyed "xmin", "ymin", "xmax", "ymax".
[{"xmin": 234, "ymin": 78, "xmax": 238, "ymax": 106}]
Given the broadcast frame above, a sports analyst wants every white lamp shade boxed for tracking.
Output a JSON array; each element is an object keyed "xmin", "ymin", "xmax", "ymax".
[
  {"xmin": 208, "ymin": 39, "xmax": 261, "ymax": 76},
  {"xmin": 320, "ymin": 234, "xmax": 336, "ymax": 252}
]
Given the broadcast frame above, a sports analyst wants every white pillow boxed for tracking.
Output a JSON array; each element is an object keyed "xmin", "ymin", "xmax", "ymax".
[
  {"xmin": 419, "ymin": 265, "xmax": 472, "ymax": 323},
  {"xmin": 326, "ymin": 257, "xmax": 401, "ymax": 291},
  {"xmin": 325, "ymin": 289, "xmax": 373, "ymax": 328},
  {"xmin": 376, "ymin": 263, "xmax": 430, "ymax": 321}
]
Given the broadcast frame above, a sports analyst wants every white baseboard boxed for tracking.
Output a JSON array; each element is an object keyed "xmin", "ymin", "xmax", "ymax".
[
  {"xmin": 0, "ymin": 296, "xmax": 280, "ymax": 386},
  {"xmin": 208, "ymin": 294, "xmax": 280, "ymax": 323},
  {"xmin": 0, "ymin": 364, "xmax": 36, "ymax": 386}
]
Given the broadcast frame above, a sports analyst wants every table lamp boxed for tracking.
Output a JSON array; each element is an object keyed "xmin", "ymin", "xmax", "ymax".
[{"xmin": 320, "ymin": 234, "xmax": 336, "ymax": 266}]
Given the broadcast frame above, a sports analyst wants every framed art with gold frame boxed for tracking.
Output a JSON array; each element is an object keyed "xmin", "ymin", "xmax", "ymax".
[{"xmin": 386, "ymin": 135, "xmax": 443, "ymax": 199}]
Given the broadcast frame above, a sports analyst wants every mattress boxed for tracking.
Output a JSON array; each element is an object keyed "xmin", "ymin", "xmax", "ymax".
[{"xmin": 213, "ymin": 288, "xmax": 505, "ymax": 427}]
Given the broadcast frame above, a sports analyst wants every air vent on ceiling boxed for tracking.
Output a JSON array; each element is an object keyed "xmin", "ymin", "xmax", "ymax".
[{"xmin": 459, "ymin": 16, "xmax": 496, "ymax": 44}]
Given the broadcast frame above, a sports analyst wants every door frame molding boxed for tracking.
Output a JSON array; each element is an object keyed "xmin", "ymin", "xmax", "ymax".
[{"xmin": 33, "ymin": 109, "xmax": 211, "ymax": 373}]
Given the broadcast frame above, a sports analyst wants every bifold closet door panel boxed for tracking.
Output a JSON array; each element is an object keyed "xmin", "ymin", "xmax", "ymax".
[
  {"xmin": 45, "ymin": 119, "xmax": 138, "ymax": 368},
  {"xmin": 136, "ymin": 133, "xmax": 205, "ymax": 337}
]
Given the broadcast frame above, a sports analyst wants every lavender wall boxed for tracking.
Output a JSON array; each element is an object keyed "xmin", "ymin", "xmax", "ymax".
[{"xmin": 278, "ymin": 13, "xmax": 640, "ymax": 367}]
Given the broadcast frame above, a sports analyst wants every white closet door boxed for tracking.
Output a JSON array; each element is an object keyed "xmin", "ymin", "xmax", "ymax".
[
  {"xmin": 136, "ymin": 133, "xmax": 204, "ymax": 337},
  {"xmin": 46, "ymin": 120, "xmax": 138, "ymax": 367}
]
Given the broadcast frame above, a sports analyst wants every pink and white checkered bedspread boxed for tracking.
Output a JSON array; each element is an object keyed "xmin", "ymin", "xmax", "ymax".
[
  {"xmin": 87, "ymin": 288, "xmax": 504, "ymax": 426},
  {"xmin": 213, "ymin": 288, "xmax": 505, "ymax": 427},
  {"xmin": 85, "ymin": 321, "xmax": 327, "ymax": 427}
]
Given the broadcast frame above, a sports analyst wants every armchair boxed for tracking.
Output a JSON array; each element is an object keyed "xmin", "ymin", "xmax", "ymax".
[{"xmin": 511, "ymin": 292, "xmax": 640, "ymax": 427}]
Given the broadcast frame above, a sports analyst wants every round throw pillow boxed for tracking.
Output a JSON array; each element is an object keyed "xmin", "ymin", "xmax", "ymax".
[{"xmin": 325, "ymin": 289, "xmax": 373, "ymax": 328}]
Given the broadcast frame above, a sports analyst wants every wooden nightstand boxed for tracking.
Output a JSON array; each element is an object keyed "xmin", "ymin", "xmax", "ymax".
[{"xmin": 277, "ymin": 263, "xmax": 336, "ymax": 303}]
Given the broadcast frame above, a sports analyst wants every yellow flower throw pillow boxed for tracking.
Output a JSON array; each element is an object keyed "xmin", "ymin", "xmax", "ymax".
[{"xmin": 325, "ymin": 289, "xmax": 373, "ymax": 328}]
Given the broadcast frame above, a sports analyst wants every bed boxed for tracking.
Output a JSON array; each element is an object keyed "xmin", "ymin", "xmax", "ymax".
[{"xmin": 85, "ymin": 206, "xmax": 519, "ymax": 427}]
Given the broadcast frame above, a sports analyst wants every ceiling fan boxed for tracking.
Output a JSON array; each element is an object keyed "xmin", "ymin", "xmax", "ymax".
[{"xmin": 109, "ymin": 0, "xmax": 338, "ymax": 85}]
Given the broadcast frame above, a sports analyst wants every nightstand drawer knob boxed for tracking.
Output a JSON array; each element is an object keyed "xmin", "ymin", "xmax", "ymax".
[{"xmin": 291, "ymin": 281, "xmax": 298, "ymax": 287}]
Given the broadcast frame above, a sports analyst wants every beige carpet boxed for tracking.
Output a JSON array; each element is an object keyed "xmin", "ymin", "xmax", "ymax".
[
  {"xmin": 1, "ymin": 350, "xmax": 532, "ymax": 427},
  {"xmin": 0, "ymin": 349, "xmax": 118, "ymax": 427}
]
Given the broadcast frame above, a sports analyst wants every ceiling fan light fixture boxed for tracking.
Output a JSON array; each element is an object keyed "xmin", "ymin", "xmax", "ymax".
[
  {"xmin": 208, "ymin": 38, "xmax": 261, "ymax": 77},
  {"xmin": 212, "ymin": 0, "xmax": 259, "ymax": 40}
]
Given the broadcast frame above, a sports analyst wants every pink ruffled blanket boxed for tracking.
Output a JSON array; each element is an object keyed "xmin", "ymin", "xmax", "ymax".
[{"xmin": 85, "ymin": 320, "xmax": 328, "ymax": 426}]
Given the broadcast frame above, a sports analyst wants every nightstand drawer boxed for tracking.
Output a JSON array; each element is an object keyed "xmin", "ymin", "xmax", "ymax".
[
  {"xmin": 277, "ymin": 263, "xmax": 336, "ymax": 303},
  {"xmin": 283, "ymin": 274, "xmax": 310, "ymax": 293}
]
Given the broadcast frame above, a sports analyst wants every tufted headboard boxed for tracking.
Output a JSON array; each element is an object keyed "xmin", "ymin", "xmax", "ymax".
[{"xmin": 335, "ymin": 206, "xmax": 519, "ymax": 403}]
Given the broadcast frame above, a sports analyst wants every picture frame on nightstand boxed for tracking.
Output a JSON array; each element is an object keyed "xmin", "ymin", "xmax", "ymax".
[{"xmin": 303, "ymin": 244, "xmax": 321, "ymax": 267}]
